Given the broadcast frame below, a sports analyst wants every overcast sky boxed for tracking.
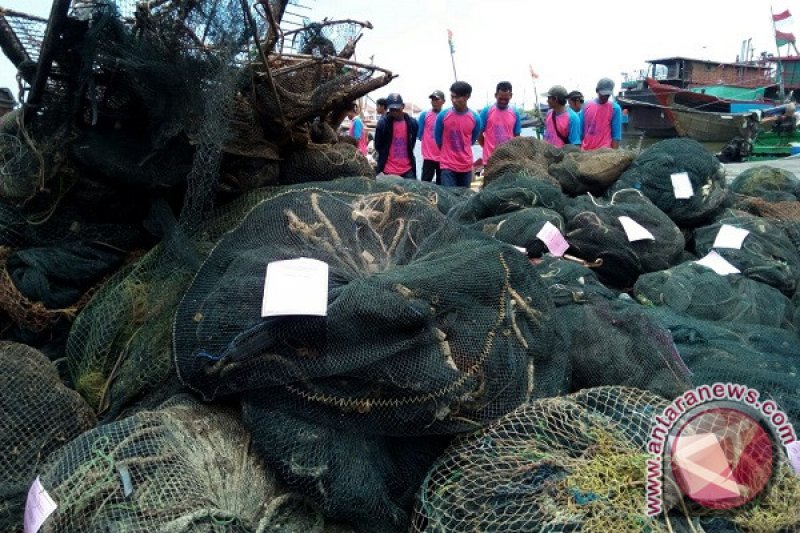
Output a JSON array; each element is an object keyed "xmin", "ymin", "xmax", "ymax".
[{"xmin": 1, "ymin": 0, "xmax": 793, "ymax": 109}]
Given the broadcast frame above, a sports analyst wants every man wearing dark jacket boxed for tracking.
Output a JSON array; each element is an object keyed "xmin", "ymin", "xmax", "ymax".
[{"xmin": 374, "ymin": 93, "xmax": 418, "ymax": 178}]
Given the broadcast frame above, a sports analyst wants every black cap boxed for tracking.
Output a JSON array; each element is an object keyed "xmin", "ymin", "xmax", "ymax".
[{"xmin": 429, "ymin": 90, "xmax": 445, "ymax": 100}]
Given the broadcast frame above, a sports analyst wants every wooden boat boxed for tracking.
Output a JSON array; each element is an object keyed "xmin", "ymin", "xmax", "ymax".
[{"xmin": 646, "ymin": 78, "xmax": 761, "ymax": 142}]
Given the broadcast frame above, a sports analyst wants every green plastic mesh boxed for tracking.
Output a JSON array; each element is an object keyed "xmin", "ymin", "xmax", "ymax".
[
  {"xmin": 563, "ymin": 189, "xmax": 685, "ymax": 289},
  {"xmin": 38, "ymin": 397, "xmax": 274, "ymax": 532},
  {"xmin": 693, "ymin": 214, "xmax": 800, "ymax": 296},
  {"xmin": 0, "ymin": 342, "xmax": 96, "ymax": 532},
  {"xmin": 65, "ymin": 191, "xmax": 272, "ymax": 416},
  {"xmin": 611, "ymin": 138, "xmax": 729, "ymax": 227},
  {"xmin": 278, "ymin": 143, "xmax": 374, "ymax": 185},
  {"xmin": 634, "ymin": 261, "xmax": 796, "ymax": 330},
  {"xmin": 481, "ymin": 137, "xmax": 563, "ymax": 187},
  {"xmin": 551, "ymin": 300, "xmax": 692, "ymax": 399},
  {"xmin": 174, "ymin": 186, "xmax": 559, "ymax": 433},
  {"xmin": 548, "ymin": 148, "xmax": 635, "ymax": 196},
  {"xmin": 470, "ymin": 207, "xmax": 564, "ymax": 252},
  {"xmin": 530, "ymin": 255, "xmax": 618, "ymax": 306},
  {"xmin": 411, "ymin": 386, "xmax": 676, "ymax": 532},
  {"xmin": 729, "ymin": 165, "xmax": 800, "ymax": 201}
]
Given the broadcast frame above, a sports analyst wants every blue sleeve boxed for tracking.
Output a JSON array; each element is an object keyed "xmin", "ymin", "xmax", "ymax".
[
  {"xmin": 568, "ymin": 109, "xmax": 582, "ymax": 144},
  {"xmin": 417, "ymin": 111, "xmax": 426, "ymax": 140},
  {"xmin": 352, "ymin": 117, "xmax": 363, "ymax": 139},
  {"xmin": 513, "ymin": 109, "xmax": 522, "ymax": 135},
  {"xmin": 611, "ymin": 102, "xmax": 622, "ymax": 141},
  {"xmin": 479, "ymin": 106, "xmax": 489, "ymax": 133},
  {"xmin": 471, "ymin": 111, "xmax": 481, "ymax": 144},
  {"xmin": 434, "ymin": 111, "xmax": 445, "ymax": 147}
]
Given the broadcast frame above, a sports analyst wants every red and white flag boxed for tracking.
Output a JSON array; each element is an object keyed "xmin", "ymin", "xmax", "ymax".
[
  {"xmin": 773, "ymin": 9, "xmax": 792, "ymax": 22},
  {"xmin": 529, "ymin": 64, "xmax": 539, "ymax": 79}
]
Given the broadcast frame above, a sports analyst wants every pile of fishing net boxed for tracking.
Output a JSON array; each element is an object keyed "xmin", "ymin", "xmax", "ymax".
[
  {"xmin": 548, "ymin": 147, "xmax": 635, "ymax": 195},
  {"xmin": 34, "ymin": 396, "xmax": 352, "ymax": 532},
  {"xmin": 611, "ymin": 138, "xmax": 729, "ymax": 227},
  {"xmin": 562, "ymin": 189, "xmax": 685, "ymax": 289},
  {"xmin": 0, "ymin": 342, "xmax": 96, "ymax": 532},
  {"xmin": 481, "ymin": 137, "xmax": 563, "ymax": 186},
  {"xmin": 530, "ymin": 255, "xmax": 618, "ymax": 306},
  {"xmin": 171, "ymin": 186, "xmax": 564, "ymax": 529},
  {"xmin": 634, "ymin": 261, "xmax": 798, "ymax": 330},
  {"xmin": 729, "ymin": 165, "xmax": 800, "ymax": 201},
  {"xmin": 412, "ymin": 386, "xmax": 681, "ymax": 532},
  {"xmin": 278, "ymin": 143, "xmax": 374, "ymax": 185},
  {"xmin": 692, "ymin": 213, "xmax": 800, "ymax": 296}
]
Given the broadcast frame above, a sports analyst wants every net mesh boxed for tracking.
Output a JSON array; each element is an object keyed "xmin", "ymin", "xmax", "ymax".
[
  {"xmin": 729, "ymin": 165, "xmax": 800, "ymax": 201},
  {"xmin": 548, "ymin": 147, "xmax": 635, "ymax": 196},
  {"xmin": 481, "ymin": 137, "xmax": 562, "ymax": 187},
  {"xmin": 0, "ymin": 341, "xmax": 96, "ymax": 532}
]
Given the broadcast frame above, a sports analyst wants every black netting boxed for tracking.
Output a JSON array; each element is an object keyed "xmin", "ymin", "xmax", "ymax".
[
  {"xmin": 531, "ymin": 255, "xmax": 618, "ymax": 306},
  {"xmin": 611, "ymin": 138, "xmax": 729, "ymax": 227},
  {"xmin": 729, "ymin": 165, "xmax": 800, "ymax": 201},
  {"xmin": 481, "ymin": 137, "xmax": 563, "ymax": 187}
]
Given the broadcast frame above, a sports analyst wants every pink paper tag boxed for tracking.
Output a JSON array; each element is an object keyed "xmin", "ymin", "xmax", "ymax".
[
  {"xmin": 536, "ymin": 221, "xmax": 569, "ymax": 257},
  {"xmin": 786, "ymin": 441, "xmax": 800, "ymax": 474},
  {"xmin": 24, "ymin": 476, "xmax": 57, "ymax": 533}
]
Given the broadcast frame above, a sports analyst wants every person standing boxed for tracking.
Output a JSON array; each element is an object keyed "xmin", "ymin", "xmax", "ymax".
[
  {"xmin": 478, "ymin": 81, "xmax": 522, "ymax": 163},
  {"xmin": 542, "ymin": 85, "xmax": 581, "ymax": 148},
  {"xmin": 417, "ymin": 90, "xmax": 445, "ymax": 183},
  {"xmin": 581, "ymin": 77, "xmax": 622, "ymax": 150},
  {"xmin": 435, "ymin": 81, "xmax": 481, "ymax": 187},
  {"xmin": 346, "ymin": 103, "xmax": 368, "ymax": 155},
  {"xmin": 374, "ymin": 93, "xmax": 418, "ymax": 179},
  {"xmin": 375, "ymin": 97, "xmax": 388, "ymax": 119},
  {"xmin": 567, "ymin": 90, "xmax": 584, "ymax": 114}
]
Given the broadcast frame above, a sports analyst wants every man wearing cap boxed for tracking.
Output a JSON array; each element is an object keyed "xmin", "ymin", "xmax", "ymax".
[
  {"xmin": 416, "ymin": 90, "xmax": 445, "ymax": 183},
  {"xmin": 478, "ymin": 81, "xmax": 522, "ymax": 163},
  {"xmin": 543, "ymin": 85, "xmax": 581, "ymax": 148},
  {"xmin": 581, "ymin": 77, "xmax": 622, "ymax": 151},
  {"xmin": 374, "ymin": 93, "xmax": 419, "ymax": 179}
]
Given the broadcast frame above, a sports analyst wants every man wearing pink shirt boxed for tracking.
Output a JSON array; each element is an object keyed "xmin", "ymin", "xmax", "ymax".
[
  {"xmin": 416, "ymin": 90, "xmax": 445, "ymax": 183},
  {"xmin": 581, "ymin": 77, "xmax": 622, "ymax": 151},
  {"xmin": 374, "ymin": 93, "xmax": 419, "ymax": 179},
  {"xmin": 478, "ymin": 81, "xmax": 522, "ymax": 162},
  {"xmin": 542, "ymin": 85, "xmax": 581, "ymax": 148},
  {"xmin": 434, "ymin": 81, "xmax": 481, "ymax": 187}
]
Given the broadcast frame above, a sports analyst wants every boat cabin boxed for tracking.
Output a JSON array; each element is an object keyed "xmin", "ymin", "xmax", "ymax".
[{"xmin": 637, "ymin": 57, "xmax": 772, "ymax": 90}]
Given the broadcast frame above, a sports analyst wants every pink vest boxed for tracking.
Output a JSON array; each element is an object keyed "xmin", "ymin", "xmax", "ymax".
[
  {"xmin": 421, "ymin": 111, "xmax": 441, "ymax": 161},
  {"xmin": 582, "ymin": 100, "xmax": 613, "ymax": 151},
  {"xmin": 384, "ymin": 119, "xmax": 412, "ymax": 175},
  {"xmin": 440, "ymin": 110, "xmax": 477, "ymax": 173},
  {"xmin": 543, "ymin": 110, "xmax": 572, "ymax": 148},
  {"xmin": 482, "ymin": 106, "xmax": 516, "ymax": 161}
]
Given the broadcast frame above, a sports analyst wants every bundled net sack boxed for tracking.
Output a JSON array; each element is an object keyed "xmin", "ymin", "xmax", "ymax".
[
  {"xmin": 38, "ymin": 397, "xmax": 275, "ymax": 532},
  {"xmin": 552, "ymin": 300, "xmax": 692, "ymax": 399},
  {"xmin": 482, "ymin": 137, "xmax": 562, "ymax": 187},
  {"xmin": 243, "ymin": 392, "xmax": 450, "ymax": 533},
  {"xmin": 646, "ymin": 307, "xmax": 800, "ymax": 426},
  {"xmin": 530, "ymin": 255, "xmax": 618, "ymax": 306},
  {"xmin": 66, "ymin": 191, "xmax": 271, "ymax": 416},
  {"xmin": 470, "ymin": 207, "xmax": 564, "ymax": 251},
  {"xmin": 692, "ymin": 214, "xmax": 800, "ymax": 296},
  {"xmin": 278, "ymin": 143, "xmax": 375, "ymax": 185},
  {"xmin": 412, "ymin": 386, "xmax": 681, "ymax": 532},
  {"xmin": 548, "ymin": 147, "xmax": 635, "ymax": 195},
  {"xmin": 377, "ymin": 176, "xmax": 473, "ymax": 215},
  {"xmin": 0, "ymin": 342, "xmax": 96, "ymax": 532},
  {"xmin": 729, "ymin": 165, "xmax": 800, "ymax": 201},
  {"xmin": 611, "ymin": 138, "xmax": 729, "ymax": 227},
  {"xmin": 563, "ymin": 189, "xmax": 685, "ymax": 289},
  {"xmin": 174, "ymin": 187, "xmax": 559, "ymax": 433},
  {"xmin": 635, "ymin": 261, "xmax": 796, "ymax": 330},
  {"xmin": 448, "ymin": 173, "xmax": 567, "ymax": 223}
]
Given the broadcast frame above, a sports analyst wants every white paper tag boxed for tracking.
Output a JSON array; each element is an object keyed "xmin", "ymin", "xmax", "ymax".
[
  {"xmin": 261, "ymin": 258, "xmax": 329, "ymax": 317},
  {"xmin": 513, "ymin": 245, "xmax": 527, "ymax": 254},
  {"xmin": 535, "ymin": 221, "xmax": 569, "ymax": 256},
  {"xmin": 786, "ymin": 441, "xmax": 800, "ymax": 474},
  {"xmin": 24, "ymin": 476, "xmax": 57, "ymax": 533},
  {"xmin": 712, "ymin": 224, "xmax": 750, "ymax": 250},
  {"xmin": 670, "ymin": 172, "xmax": 694, "ymax": 199},
  {"xmin": 694, "ymin": 251, "xmax": 741, "ymax": 275},
  {"xmin": 618, "ymin": 216, "xmax": 655, "ymax": 241}
]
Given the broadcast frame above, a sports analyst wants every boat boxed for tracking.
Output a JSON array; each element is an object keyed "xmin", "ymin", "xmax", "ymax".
[
  {"xmin": 716, "ymin": 103, "xmax": 800, "ymax": 162},
  {"xmin": 619, "ymin": 56, "xmax": 775, "ymax": 137},
  {"xmin": 646, "ymin": 78, "xmax": 763, "ymax": 142}
]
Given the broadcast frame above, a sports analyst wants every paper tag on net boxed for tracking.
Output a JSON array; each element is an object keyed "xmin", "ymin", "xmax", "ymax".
[
  {"xmin": 618, "ymin": 216, "xmax": 655, "ymax": 242},
  {"xmin": 535, "ymin": 221, "xmax": 569, "ymax": 257},
  {"xmin": 24, "ymin": 476, "xmax": 57, "ymax": 533},
  {"xmin": 261, "ymin": 258, "xmax": 329, "ymax": 317},
  {"xmin": 786, "ymin": 441, "xmax": 800, "ymax": 474},
  {"xmin": 694, "ymin": 251, "xmax": 741, "ymax": 275},
  {"xmin": 670, "ymin": 172, "xmax": 694, "ymax": 199},
  {"xmin": 712, "ymin": 224, "xmax": 750, "ymax": 250}
]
